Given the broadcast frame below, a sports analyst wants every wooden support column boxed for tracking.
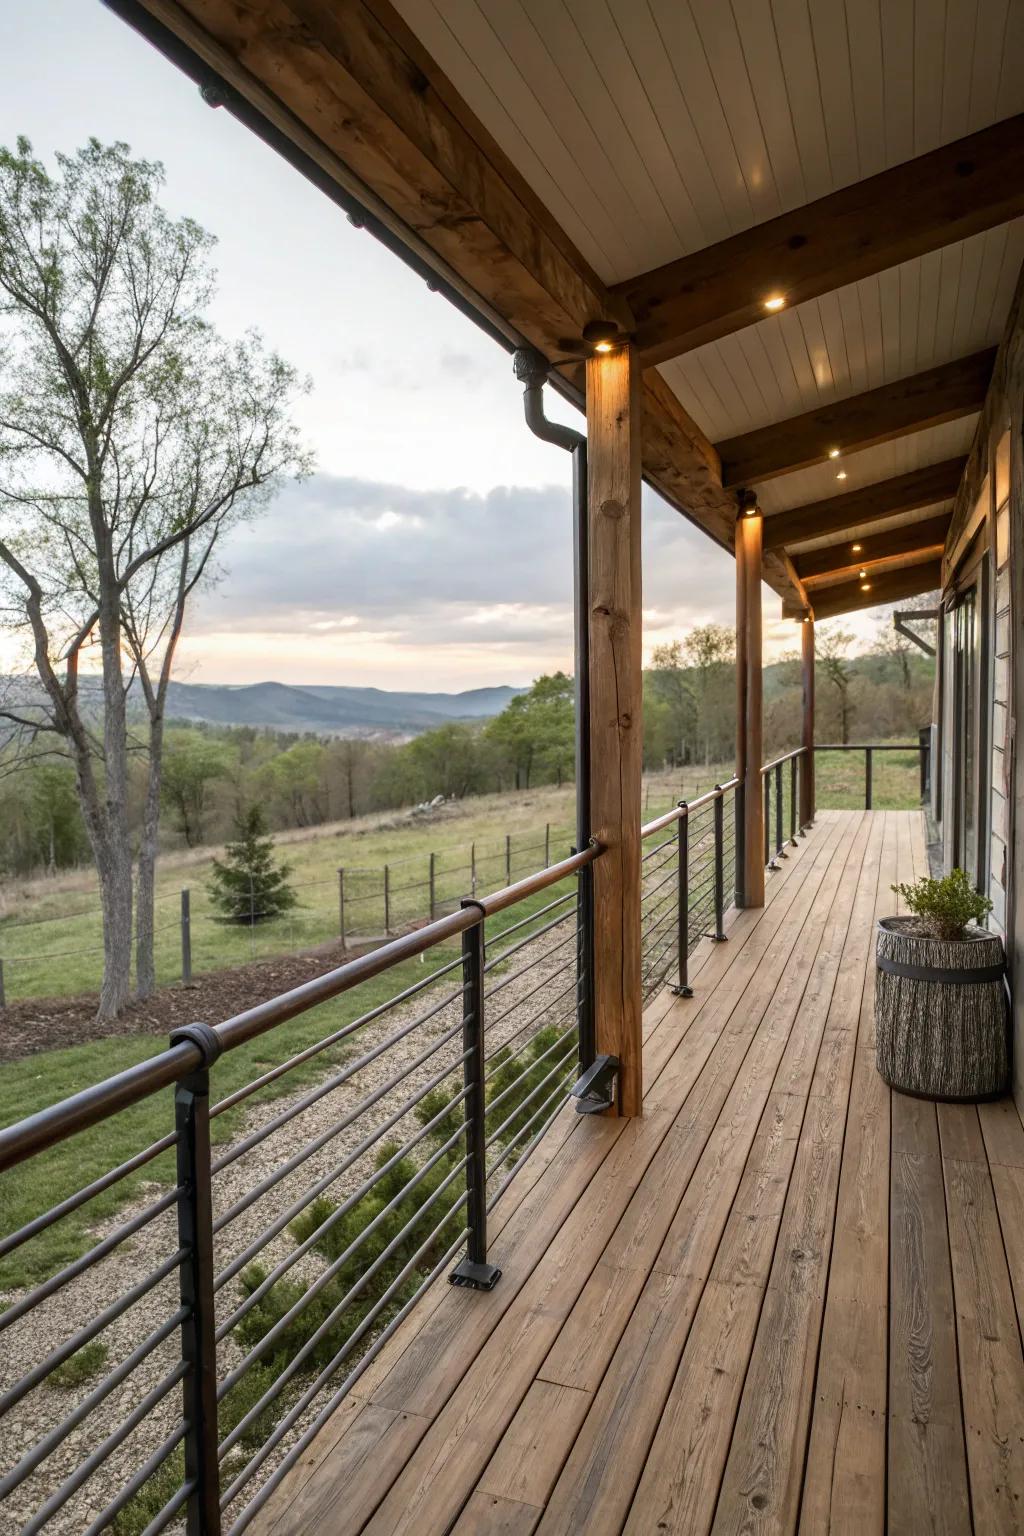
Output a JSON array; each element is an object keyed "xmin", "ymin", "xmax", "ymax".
[
  {"xmin": 736, "ymin": 508, "xmax": 765, "ymax": 907},
  {"xmin": 586, "ymin": 343, "xmax": 643, "ymax": 1116},
  {"xmin": 801, "ymin": 616, "xmax": 815, "ymax": 827}
]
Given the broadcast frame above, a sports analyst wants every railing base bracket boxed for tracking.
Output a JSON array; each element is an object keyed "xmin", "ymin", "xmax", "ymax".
[
  {"xmin": 449, "ymin": 1258, "xmax": 502, "ymax": 1291},
  {"xmin": 572, "ymin": 1053, "xmax": 619, "ymax": 1114},
  {"xmin": 671, "ymin": 984, "xmax": 694, "ymax": 998}
]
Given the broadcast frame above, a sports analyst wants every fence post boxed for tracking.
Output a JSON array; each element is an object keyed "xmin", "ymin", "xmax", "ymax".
[
  {"xmin": 450, "ymin": 903, "xmax": 500, "ymax": 1292},
  {"xmin": 775, "ymin": 761, "xmax": 786, "ymax": 858},
  {"xmin": 171, "ymin": 1024, "xmax": 222, "ymax": 1536},
  {"xmin": 544, "ymin": 823, "xmax": 551, "ymax": 867},
  {"xmin": 338, "ymin": 868, "xmax": 346, "ymax": 949},
  {"xmin": 180, "ymin": 889, "xmax": 192, "ymax": 985},
  {"xmin": 248, "ymin": 874, "xmax": 255, "ymax": 960},
  {"xmin": 429, "ymin": 852, "xmax": 437, "ymax": 921},
  {"xmin": 505, "ymin": 833, "xmax": 512, "ymax": 884},
  {"xmin": 0, "ymin": 958, "xmax": 5, "ymax": 1010},
  {"xmin": 471, "ymin": 842, "xmax": 477, "ymax": 897},
  {"xmin": 789, "ymin": 757, "xmax": 798, "ymax": 847},
  {"xmin": 671, "ymin": 803, "xmax": 692, "ymax": 997},
  {"xmin": 865, "ymin": 747, "xmax": 874, "ymax": 810},
  {"xmin": 713, "ymin": 790, "xmax": 727, "ymax": 941},
  {"xmin": 384, "ymin": 864, "xmax": 391, "ymax": 935}
]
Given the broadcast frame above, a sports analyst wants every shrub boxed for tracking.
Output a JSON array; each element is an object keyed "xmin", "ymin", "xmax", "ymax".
[
  {"xmin": 892, "ymin": 867, "xmax": 993, "ymax": 940},
  {"xmin": 208, "ymin": 804, "xmax": 297, "ymax": 924}
]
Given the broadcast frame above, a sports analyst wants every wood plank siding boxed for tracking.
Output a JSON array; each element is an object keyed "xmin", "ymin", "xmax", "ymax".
[{"xmin": 251, "ymin": 811, "xmax": 1024, "ymax": 1536}]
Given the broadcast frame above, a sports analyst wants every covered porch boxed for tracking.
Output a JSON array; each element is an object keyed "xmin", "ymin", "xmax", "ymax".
[{"xmin": 251, "ymin": 809, "xmax": 1024, "ymax": 1536}]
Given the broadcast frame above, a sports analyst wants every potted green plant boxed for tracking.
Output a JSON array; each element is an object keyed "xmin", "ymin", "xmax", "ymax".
[{"xmin": 875, "ymin": 868, "xmax": 1008, "ymax": 1101}]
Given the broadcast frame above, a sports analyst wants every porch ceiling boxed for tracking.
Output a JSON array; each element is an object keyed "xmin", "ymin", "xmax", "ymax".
[{"xmin": 117, "ymin": 0, "xmax": 1024, "ymax": 618}]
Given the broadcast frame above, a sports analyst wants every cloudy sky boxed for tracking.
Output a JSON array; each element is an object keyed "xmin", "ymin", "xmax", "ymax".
[{"xmin": 1, "ymin": 0, "xmax": 803, "ymax": 691}]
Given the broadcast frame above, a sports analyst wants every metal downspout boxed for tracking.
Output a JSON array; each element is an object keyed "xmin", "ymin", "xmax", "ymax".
[{"xmin": 513, "ymin": 348, "xmax": 594, "ymax": 1069}]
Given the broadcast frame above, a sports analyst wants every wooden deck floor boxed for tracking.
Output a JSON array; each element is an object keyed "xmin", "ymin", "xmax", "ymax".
[{"xmin": 255, "ymin": 810, "xmax": 1024, "ymax": 1536}]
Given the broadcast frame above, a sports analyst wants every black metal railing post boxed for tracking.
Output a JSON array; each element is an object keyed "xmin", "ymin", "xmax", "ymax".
[
  {"xmin": 774, "ymin": 761, "xmax": 786, "ymax": 859},
  {"xmin": 763, "ymin": 773, "xmax": 772, "ymax": 868},
  {"xmin": 919, "ymin": 726, "xmax": 931, "ymax": 801},
  {"xmin": 672, "ymin": 803, "xmax": 692, "ymax": 997},
  {"xmin": 450, "ymin": 903, "xmax": 500, "ymax": 1292},
  {"xmin": 713, "ymin": 790, "xmax": 726, "ymax": 941},
  {"xmin": 865, "ymin": 747, "xmax": 873, "ymax": 810},
  {"xmin": 338, "ymin": 868, "xmax": 346, "ymax": 948},
  {"xmin": 171, "ymin": 1024, "xmax": 223, "ymax": 1536},
  {"xmin": 734, "ymin": 779, "xmax": 746, "ymax": 908},
  {"xmin": 789, "ymin": 756, "xmax": 798, "ymax": 846},
  {"xmin": 577, "ymin": 853, "xmax": 596, "ymax": 1071}
]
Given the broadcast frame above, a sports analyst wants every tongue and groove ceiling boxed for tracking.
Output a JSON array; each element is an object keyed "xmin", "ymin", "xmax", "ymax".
[
  {"xmin": 117, "ymin": 0, "xmax": 1024, "ymax": 615},
  {"xmin": 389, "ymin": 0, "xmax": 1024, "ymax": 610}
]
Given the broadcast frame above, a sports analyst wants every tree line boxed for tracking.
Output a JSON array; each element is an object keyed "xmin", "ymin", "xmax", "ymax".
[{"xmin": 1, "ymin": 622, "xmax": 933, "ymax": 883}]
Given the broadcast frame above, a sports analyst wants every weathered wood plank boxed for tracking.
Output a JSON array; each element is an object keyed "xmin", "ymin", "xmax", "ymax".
[
  {"xmin": 540, "ymin": 817, "xmax": 872, "ymax": 1535},
  {"xmin": 889, "ymin": 1095, "xmax": 971, "ymax": 1535},
  {"xmin": 940, "ymin": 1119, "xmax": 1024, "ymax": 1533}
]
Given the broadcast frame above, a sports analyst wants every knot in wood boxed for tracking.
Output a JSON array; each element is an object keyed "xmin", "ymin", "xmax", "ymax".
[{"xmin": 600, "ymin": 497, "xmax": 625, "ymax": 520}]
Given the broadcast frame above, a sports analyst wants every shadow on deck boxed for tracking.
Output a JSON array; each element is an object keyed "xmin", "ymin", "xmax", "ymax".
[{"xmin": 253, "ymin": 809, "xmax": 1024, "ymax": 1536}]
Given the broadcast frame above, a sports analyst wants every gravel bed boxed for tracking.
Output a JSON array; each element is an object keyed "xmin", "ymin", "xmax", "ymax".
[{"xmin": 0, "ymin": 907, "xmax": 580, "ymax": 1534}]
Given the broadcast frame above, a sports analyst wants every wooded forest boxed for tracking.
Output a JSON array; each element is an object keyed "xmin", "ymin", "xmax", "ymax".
[{"xmin": 0, "ymin": 619, "xmax": 933, "ymax": 880}]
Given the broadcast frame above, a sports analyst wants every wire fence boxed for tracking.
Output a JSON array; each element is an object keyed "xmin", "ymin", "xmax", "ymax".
[{"xmin": 0, "ymin": 775, "xmax": 717, "ymax": 1009}]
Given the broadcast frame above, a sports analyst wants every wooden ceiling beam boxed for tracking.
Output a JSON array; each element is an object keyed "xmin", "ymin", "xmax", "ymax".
[
  {"xmin": 811, "ymin": 558, "xmax": 943, "ymax": 619},
  {"xmin": 614, "ymin": 115, "xmax": 1024, "ymax": 366},
  {"xmin": 761, "ymin": 458, "xmax": 966, "ymax": 551},
  {"xmin": 122, "ymin": 0, "xmax": 794, "ymax": 591},
  {"xmin": 795, "ymin": 511, "xmax": 953, "ymax": 585},
  {"xmin": 717, "ymin": 350, "xmax": 994, "ymax": 487}
]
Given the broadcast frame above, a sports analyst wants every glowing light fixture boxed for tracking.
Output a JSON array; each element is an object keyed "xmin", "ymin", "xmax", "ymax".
[
  {"xmin": 851, "ymin": 543, "xmax": 862, "ymax": 552},
  {"xmin": 836, "ymin": 470, "xmax": 848, "ymax": 480},
  {"xmin": 859, "ymin": 569, "xmax": 867, "ymax": 579},
  {"xmin": 580, "ymin": 319, "xmax": 622, "ymax": 354},
  {"xmin": 763, "ymin": 294, "xmax": 786, "ymax": 312},
  {"xmin": 860, "ymin": 582, "xmax": 871, "ymax": 591},
  {"xmin": 828, "ymin": 448, "xmax": 841, "ymax": 459}
]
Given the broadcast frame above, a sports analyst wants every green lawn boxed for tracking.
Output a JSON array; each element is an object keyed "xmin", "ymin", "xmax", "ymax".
[
  {"xmin": 0, "ymin": 771, "xmax": 716, "ymax": 1005},
  {"xmin": 0, "ymin": 875, "xmax": 579, "ymax": 1291}
]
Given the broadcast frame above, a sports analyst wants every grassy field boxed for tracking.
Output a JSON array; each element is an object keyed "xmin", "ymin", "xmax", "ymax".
[
  {"xmin": 0, "ymin": 748, "xmax": 924, "ymax": 1007},
  {"xmin": 0, "ymin": 770, "xmax": 714, "ymax": 1004},
  {"xmin": 0, "ymin": 871, "xmax": 579, "ymax": 1290}
]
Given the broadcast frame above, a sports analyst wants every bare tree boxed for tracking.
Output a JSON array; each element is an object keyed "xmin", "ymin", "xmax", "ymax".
[
  {"xmin": 872, "ymin": 591, "xmax": 939, "ymax": 690},
  {"xmin": 682, "ymin": 624, "xmax": 735, "ymax": 765},
  {"xmin": 816, "ymin": 624, "xmax": 856, "ymax": 744},
  {"xmin": 0, "ymin": 139, "xmax": 311, "ymax": 1016}
]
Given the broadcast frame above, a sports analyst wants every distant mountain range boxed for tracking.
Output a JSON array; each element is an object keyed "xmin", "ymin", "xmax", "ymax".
[{"xmin": 161, "ymin": 679, "xmax": 524, "ymax": 735}]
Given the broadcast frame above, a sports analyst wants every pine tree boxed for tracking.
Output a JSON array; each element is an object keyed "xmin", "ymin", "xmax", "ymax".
[{"xmin": 208, "ymin": 806, "xmax": 297, "ymax": 924}]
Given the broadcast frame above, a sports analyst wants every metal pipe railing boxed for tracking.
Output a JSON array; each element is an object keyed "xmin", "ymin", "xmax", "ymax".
[
  {"xmin": 639, "ymin": 779, "xmax": 738, "ymax": 1001},
  {"xmin": 0, "ymin": 839, "xmax": 602, "ymax": 1536}
]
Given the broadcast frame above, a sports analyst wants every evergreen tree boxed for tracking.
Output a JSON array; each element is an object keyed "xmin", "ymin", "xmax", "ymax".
[{"xmin": 208, "ymin": 806, "xmax": 297, "ymax": 924}]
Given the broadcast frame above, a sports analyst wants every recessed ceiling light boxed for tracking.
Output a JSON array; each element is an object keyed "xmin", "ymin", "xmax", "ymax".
[
  {"xmin": 836, "ymin": 470, "xmax": 847, "ymax": 480},
  {"xmin": 828, "ymin": 448, "xmax": 840, "ymax": 459},
  {"xmin": 859, "ymin": 569, "xmax": 867, "ymax": 578},
  {"xmin": 851, "ymin": 543, "xmax": 862, "ymax": 552},
  {"xmin": 860, "ymin": 582, "xmax": 871, "ymax": 591},
  {"xmin": 763, "ymin": 295, "xmax": 786, "ymax": 312}
]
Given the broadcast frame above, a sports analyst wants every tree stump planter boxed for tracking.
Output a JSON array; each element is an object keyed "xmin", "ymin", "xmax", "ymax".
[{"xmin": 875, "ymin": 917, "xmax": 1009, "ymax": 1101}]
